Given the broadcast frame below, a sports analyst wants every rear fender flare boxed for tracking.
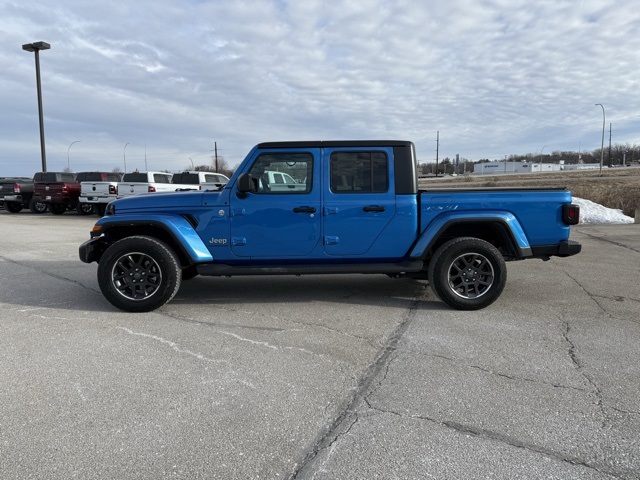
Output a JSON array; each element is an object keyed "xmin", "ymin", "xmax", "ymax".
[{"xmin": 409, "ymin": 210, "xmax": 531, "ymax": 260}]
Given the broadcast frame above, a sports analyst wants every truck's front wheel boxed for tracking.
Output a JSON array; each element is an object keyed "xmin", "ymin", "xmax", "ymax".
[
  {"xmin": 428, "ymin": 237, "xmax": 506, "ymax": 310},
  {"xmin": 97, "ymin": 236, "xmax": 182, "ymax": 312}
]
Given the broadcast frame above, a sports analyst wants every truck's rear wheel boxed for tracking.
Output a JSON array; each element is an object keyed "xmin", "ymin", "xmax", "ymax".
[
  {"xmin": 50, "ymin": 203, "xmax": 67, "ymax": 215},
  {"xmin": 97, "ymin": 236, "xmax": 182, "ymax": 312},
  {"xmin": 5, "ymin": 202, "xmax": 22, "ymax": 213},
  {"xmin": 428, "ymin": 237, "xmax": 506, "ymax": 310},
  {"xmin": 76, "ymin": 203, "xmax": 94, "ymax": 215},
  {"xmin": 29, "ymin": 199, "xmax": 48, "ymax": 214}
]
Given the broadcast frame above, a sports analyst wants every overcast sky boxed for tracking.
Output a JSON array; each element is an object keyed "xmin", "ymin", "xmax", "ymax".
[{"xmin": 1, "ymin": 0, "xmax": 639, "ymax": 176}]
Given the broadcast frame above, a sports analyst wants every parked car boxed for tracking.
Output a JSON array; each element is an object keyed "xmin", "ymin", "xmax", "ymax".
[
  {"xmin": 78, "ymin": 172, "xmax": 124, "ymax": 216},
  {"xmin": 1, "ymin": 177, "xmax": 35, "ymax": 212},
  {"xmin": 172, "ymin": 171, "xmax": 230, "ymax": 191},
  {"xmin": 116, "ymin": 171, "xmax": 175, "ymax": 198}
]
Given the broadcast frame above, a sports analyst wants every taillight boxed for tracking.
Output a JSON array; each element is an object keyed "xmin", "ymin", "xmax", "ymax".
[
  {"xmin": 13, "ymin": 183, "xmax": 22, "ymax": 193},
  {"xmin": 562, "ymin": 204, "xmax": 580, "ymax": 225},
  {"xmin": 62, "ymin": 185, "xmax": 68, "ymax": 193},
  {"xmin": 109, "ymin": 185, "xmax": 117, "ymax": 194},
  {"xmin": 148, "ymin": 186, "xmax": 156, "ymax": 192}
]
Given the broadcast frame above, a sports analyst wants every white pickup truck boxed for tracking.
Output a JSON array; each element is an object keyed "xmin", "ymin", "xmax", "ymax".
[
  {"xmin": 78, "ymin": 172, "xmax": 123, "ymax": 216},
  {"xmin": 117, "ymin": 171, "xmax": 175, "ymax": 198},
  {"xmin": 172, "ymin": 171, "xmax": 230, "ymax": 191},
  {"xmin": 81, "ymin": 172, "xmax": 181, "ymax": 216}
]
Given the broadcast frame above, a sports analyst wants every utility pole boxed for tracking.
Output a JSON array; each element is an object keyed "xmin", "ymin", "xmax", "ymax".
[
  {"xmin": 435, "ymin": 131, "xmax": 439, "ymax": 177},
  {"xmin": 608, "ymin": 123, "xmax": 612, "ymax": 167},
  {"xmin": 214, "ymin": 141, "xmax": 219, "ymax": 172}
]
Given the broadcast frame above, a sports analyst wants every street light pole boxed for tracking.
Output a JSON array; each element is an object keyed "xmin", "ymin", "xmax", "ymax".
[
  {"xmin": 595, "ymin": 103, "xmax": 605, "ymax": 176},
  {"xmin": 123, "ymin": 142, "xmax": 130, "ymax": 173},
  {"xmin": 22, "ymin": 41, "xmax": 51, "ymax": 173},
  {"xmin": 538, "ymin": 145, "xmax": 548, "ymax": 171},
  {"xmin": 67, "ymin": 140, "xmax": 81, "ymax": 171}
]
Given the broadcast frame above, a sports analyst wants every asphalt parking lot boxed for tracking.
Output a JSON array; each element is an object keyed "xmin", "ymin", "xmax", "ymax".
[{"xmin": 1, "ymin": 211, "xmax": 639, "ymax": 479}]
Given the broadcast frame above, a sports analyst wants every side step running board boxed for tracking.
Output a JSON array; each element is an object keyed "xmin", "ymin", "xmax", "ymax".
[{"xmin": 197, "ymin": 261, "xmax": 423, "ymax": 277}]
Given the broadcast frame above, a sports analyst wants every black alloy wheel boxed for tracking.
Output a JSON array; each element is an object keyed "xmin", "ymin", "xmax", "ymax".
[
  {"xmin": 97, "ymin": 236, "xmax": 182, "ymax": 312},
  {"xmin": 428, "ymin": 237, "xmax": 506, "ymax": 310}
]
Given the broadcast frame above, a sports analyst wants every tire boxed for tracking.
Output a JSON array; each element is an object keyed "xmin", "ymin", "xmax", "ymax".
[
  {"xmin": 49, "ymin": 203, "xmax": 67, "ymax": 215},
  {"xmin": 427, "ymin": 237, "xmax": 506, "ymax": 310},
  {"xmin": 97, "ymin": 236, "xmax": 182, "ymax": 312},
  {"xmin": 95, "ymin": 204, "xmax": 107, "ymax": 217},
  {"xmin": 5, "ymin": 202, "xmax": 23, "ymax": 213},
  {"xmin": 29, "ymin": 198, "xmax": 48, "ymax": 214},
  {"xmin": 76, "ymin": 203, "xmax": 94, "ymax": 215},
  {"xmin": 181, "ymin": 265, "xmax": 199, "ymax": 280}
]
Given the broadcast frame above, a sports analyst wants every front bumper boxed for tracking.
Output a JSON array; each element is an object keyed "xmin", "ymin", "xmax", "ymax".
[{"xmin": 79, "ymin": 236, "xmax": 108, "ymax": 263}]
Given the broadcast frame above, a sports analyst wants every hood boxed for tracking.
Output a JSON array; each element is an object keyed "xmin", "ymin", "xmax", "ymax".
[{"xmin": 110, "ymin": 190, "xmax": 220, "ymax": 213}]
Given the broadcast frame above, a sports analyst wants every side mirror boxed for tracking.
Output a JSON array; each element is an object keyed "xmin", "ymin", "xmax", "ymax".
[{"xmin": 236, "ymin": 173, "xmax": 254, "ymax": 198}]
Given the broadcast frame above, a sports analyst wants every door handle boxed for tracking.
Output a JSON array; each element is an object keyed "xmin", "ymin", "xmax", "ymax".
[
  {"xmin": 363, "ymin": 205, "xmax": 385, "ymax": 212},
  {"xmin": 293, "ymin": 206, "xmax": 316, "ymax": 214}
]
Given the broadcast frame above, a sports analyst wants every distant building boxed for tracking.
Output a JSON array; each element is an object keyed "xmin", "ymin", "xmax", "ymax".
[{"xmin": 473, "ymin": 160, "xmax": 601, "ymax": 175}]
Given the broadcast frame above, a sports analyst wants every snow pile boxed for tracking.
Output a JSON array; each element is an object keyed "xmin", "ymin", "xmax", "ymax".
[{"xmin": 573, "ymin": 197, "xmax": 635, "ymax": 225}]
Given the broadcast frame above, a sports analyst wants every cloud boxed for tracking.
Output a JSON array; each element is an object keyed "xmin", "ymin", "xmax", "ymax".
[{"xmin": 1, "ymin": 0, "xmax": 639, "ymax": 175}]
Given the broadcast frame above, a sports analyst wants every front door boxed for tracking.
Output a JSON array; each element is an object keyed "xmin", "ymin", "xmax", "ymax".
[{"xmin": 229, "ymin": 150, "xmax": 320, "ymax": 258}]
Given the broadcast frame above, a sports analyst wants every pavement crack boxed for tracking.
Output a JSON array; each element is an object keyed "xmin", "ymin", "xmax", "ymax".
[
  {"xmin": 577, "ymin": 230, "xmax": 640, "ymax": 254},
  {"xmin": 0, "ymin": 254, "xmax": 100, "ymax": 294},
  {"xmin": 116, "ymin": 326, "xmax": 227, "ymax": 364},
  {"xmin": 404, "ymin": 350, "xmax": 590, "ymax": 393},
  {"xmin": 361, "ymin": 404, "xmax": 623, "ymax": 479},
  {"xmin": 286, "ymin": 296, "xmax": 423, "ymax": 479},
  {"xmin": 610, "ymin": 405, "xmax": 640, "ymax": 416},
  {"xmin": 438, "ymin": 419, "xmax": 622, "ymax": 478},
  {"xmin": 562, "ymin": 321, "xmax": 608, "ymax": 427},
  {"xmin": 564, "ymin": 270, "xmax": 608, "ymax": 313}
]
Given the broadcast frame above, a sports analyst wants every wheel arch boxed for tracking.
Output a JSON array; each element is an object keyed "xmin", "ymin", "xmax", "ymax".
[
  {"xmin": 94, "ymin": 218, "xmax": 212, "ymax": 268},
  {"xmin": 411, "ymin": 214, "xmax": 532, "ymax": 262}
]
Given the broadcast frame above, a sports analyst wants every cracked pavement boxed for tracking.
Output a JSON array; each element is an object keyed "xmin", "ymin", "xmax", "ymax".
[{"xmin": 1, "ymin": 214, "xmax": 639, "ymax": 479}]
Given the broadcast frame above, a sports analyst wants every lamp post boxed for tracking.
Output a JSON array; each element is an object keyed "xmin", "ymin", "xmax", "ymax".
[
  {"xmin": 595, "ymin": 104, "xmax": 605, "ymax": 176},
  {"xmin": 538, "ymin": 145, "xmax": 548, "ymax": 172},
  {"xmin": 67, "ymin": 140, "xmax": 81, "ymax": 171},
  {"xmin": 123, "ymin": 142, "xmax": 130, "ymax": 173},
  {"xmin": 188, "ymin": 157, "xmax": 195, "ymax": 170},
  {"xmin": 22, "ymin": 41, "xmax": 51, "ymax": 172}
]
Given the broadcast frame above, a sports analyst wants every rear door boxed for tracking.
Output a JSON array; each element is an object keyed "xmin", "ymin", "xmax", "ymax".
[{"xmin": 322, "ymin": 147, "xmax": 396, "ymax": 256}]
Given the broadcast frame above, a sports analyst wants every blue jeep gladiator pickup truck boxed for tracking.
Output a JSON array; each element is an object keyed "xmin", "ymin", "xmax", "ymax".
[{"xmin": 79, "ymin": 140, "xmax": 581, "ymax": 312}]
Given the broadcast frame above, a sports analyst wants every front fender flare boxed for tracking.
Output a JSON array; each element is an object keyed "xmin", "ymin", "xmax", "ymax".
[
  {"xmin": 92, "ymin": 214, "xmax": 213, "ymax": 263},
  {"xmin": 409, "ymin": 210, "xmax": 531, "ymax": 260}
]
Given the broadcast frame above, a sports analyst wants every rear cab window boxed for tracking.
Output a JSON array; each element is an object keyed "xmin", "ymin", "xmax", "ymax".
[{"xmin": 330, "ymin": 151, "xmax": 388, "ymax": 193}]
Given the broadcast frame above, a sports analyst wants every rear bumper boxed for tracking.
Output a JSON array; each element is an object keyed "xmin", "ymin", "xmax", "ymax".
[
  {"xmin": 3, "ymin": 195, "xmax": 23, "ymax": 202},
  {"xmin": 531, "ymin": 240, "xmax": 582, "ymax": 258},
  {"xmin": 79, "ymin": 196, "xmax": 114, "ymax": 204}
]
